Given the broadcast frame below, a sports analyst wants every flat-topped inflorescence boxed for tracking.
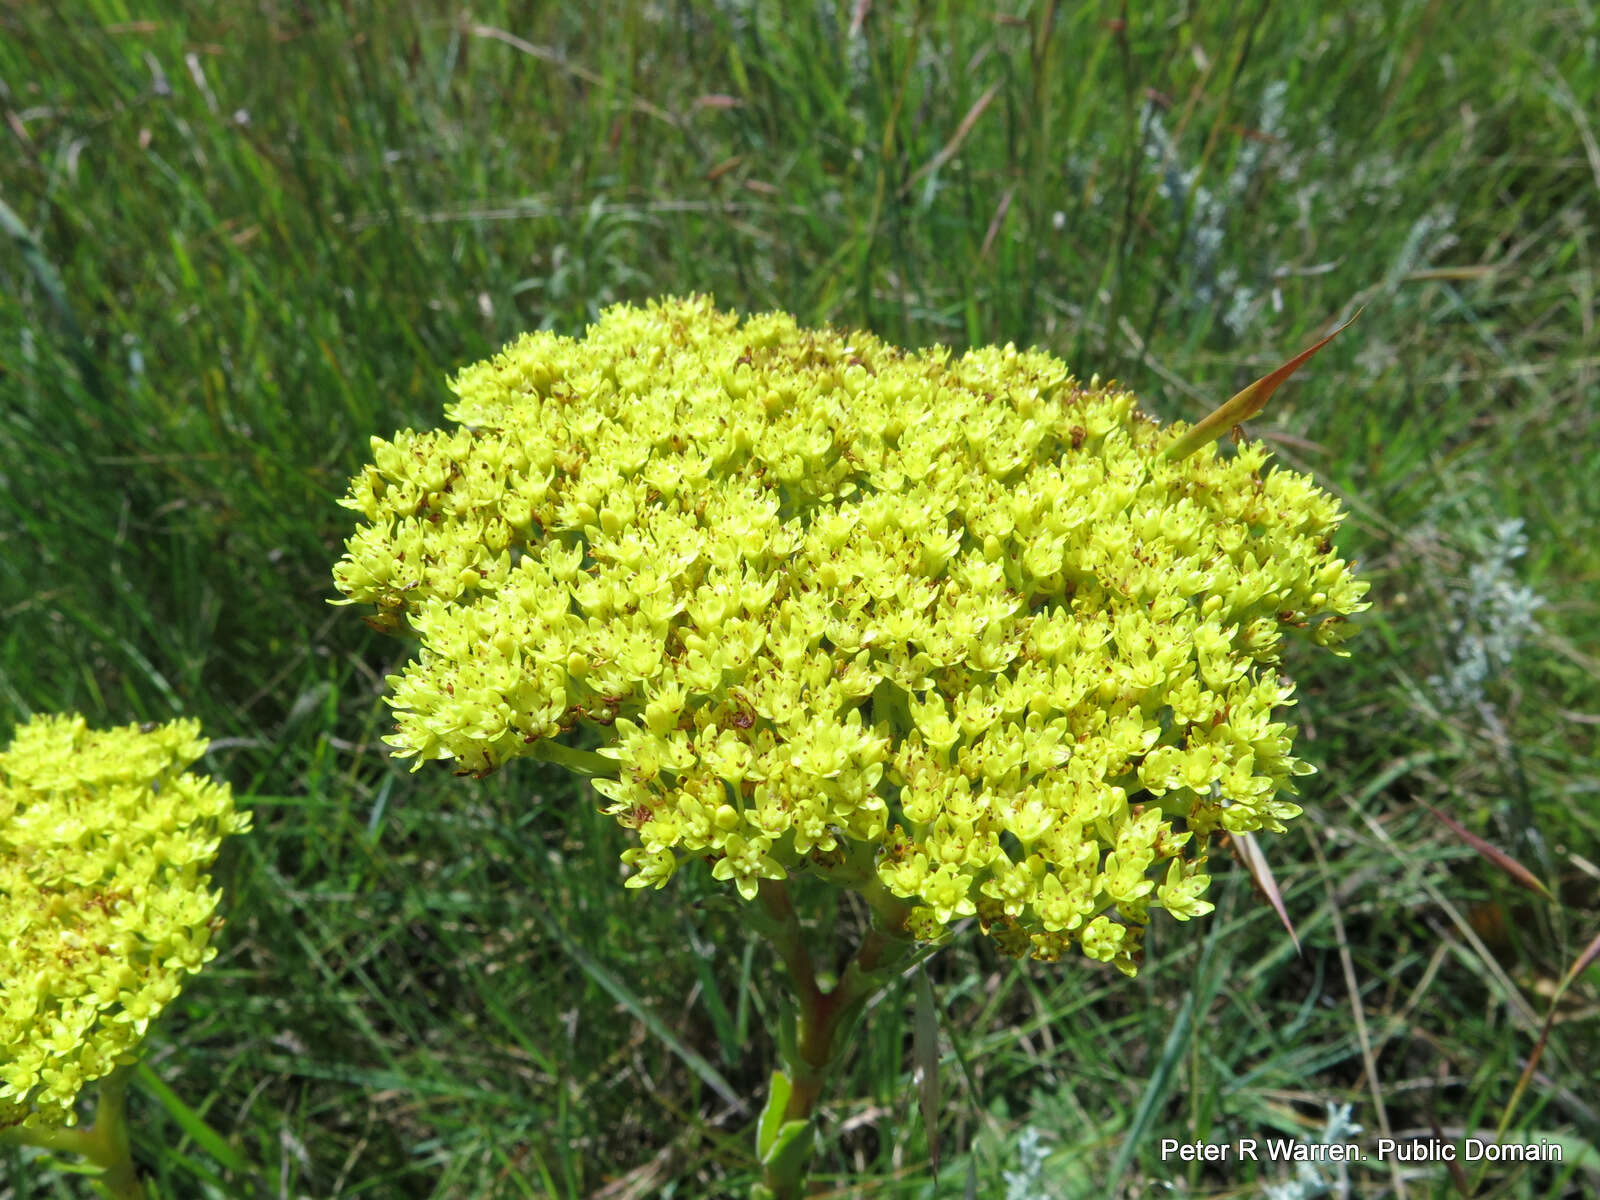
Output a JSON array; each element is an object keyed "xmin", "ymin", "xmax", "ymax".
[
  {"xmin": 0, "ymin": 715, "xmax": 249, "ymax": 1129},
  {"xmin": 333, "ymin": 296, "xmax": 1367, "ymax": 974}
]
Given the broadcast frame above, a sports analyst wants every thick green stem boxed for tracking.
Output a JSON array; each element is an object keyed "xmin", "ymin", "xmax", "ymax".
[
  {"xmin": 751, "ymin": 878, "xmax": 918, "ymax": 1200},
  {"xmin": 0, "ymin": 1068, "xmax": 146, "ymax": 1200}
]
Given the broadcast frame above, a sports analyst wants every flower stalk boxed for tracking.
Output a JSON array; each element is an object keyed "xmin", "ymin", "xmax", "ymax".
[
  {"xmin": 750, "ymin": 879, "xmax": 917, "ymax": 1199},
  {"xmin": 0, "ymin": 1068, "xmax": 146, "ymax": 1200}
]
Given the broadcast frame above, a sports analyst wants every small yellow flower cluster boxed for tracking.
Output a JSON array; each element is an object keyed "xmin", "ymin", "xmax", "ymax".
[
  {"xmin": 334, "ymin": 296, "xmax": 1367, "ymax": 974},
  {"xmin": 0, "ymin": 715, "xmax": 249, "ymax": 1129}
]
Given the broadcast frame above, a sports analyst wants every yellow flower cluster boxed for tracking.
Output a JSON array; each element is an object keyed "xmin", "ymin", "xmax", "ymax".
[
  {"xmin": 1, "ymin": 715, "xmax": 249, "ymax": 1129},
  {"xmin": 334, "ymin": 296, "xmax": 1367, "ymax": 974}
]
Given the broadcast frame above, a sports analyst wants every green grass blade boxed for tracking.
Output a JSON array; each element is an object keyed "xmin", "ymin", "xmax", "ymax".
[{"xmin": 525, "ymin": 897, "xmax": 747, "ymax": 1114}]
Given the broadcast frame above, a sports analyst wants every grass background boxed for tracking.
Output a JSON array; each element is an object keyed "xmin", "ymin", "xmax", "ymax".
[{"xmin": 2, "ymin": 1, "xmax": 1598, "ymax": 1196}]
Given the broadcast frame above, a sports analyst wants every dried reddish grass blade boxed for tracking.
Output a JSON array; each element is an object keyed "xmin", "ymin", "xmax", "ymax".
[
  {"xmin": 901, "ymin": 83, "xmax": 1000, "ymax": 197},
  {"xmin": 977, "ymin": 186, "xmax": 1014, "ymax": 265},
  {"xmin": 1499, "ymin": 927, "xmax": 1599, "ymax": 1138},
  {"xmin": 706, "ymin": 155, "xmax": 742, "ymax": 183},
  {"xmin": 1163, "ymin": 308, "xmax": 1362, "ymax": 462},
  {"xmin": 1421, "ymin": 800, "xmax": 1555, "ymax": 901},
  {"xmin": 1230, "ymin": 831, "xmax": 1301, "ymax": 954},
  {"xmin": 849, "ymin": 0, "xmax": 871, "ymax": 37},
  {"xmin": 1564, "ymin": 928, "xmax": 1600, "ymax": 989}
]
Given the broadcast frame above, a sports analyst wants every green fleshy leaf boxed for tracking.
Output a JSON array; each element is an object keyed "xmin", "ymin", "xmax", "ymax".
[
  {"xmin": 776, "ymin": 997, "xmax": 799, "ymax": 1071},
  {"xmin": 757, "ymin": 1070, "xmax": 793, "ymax": 1160},
  {"xmin": 760, "ymin": 1117, "xmax": 815, "ymax": 1174}
]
